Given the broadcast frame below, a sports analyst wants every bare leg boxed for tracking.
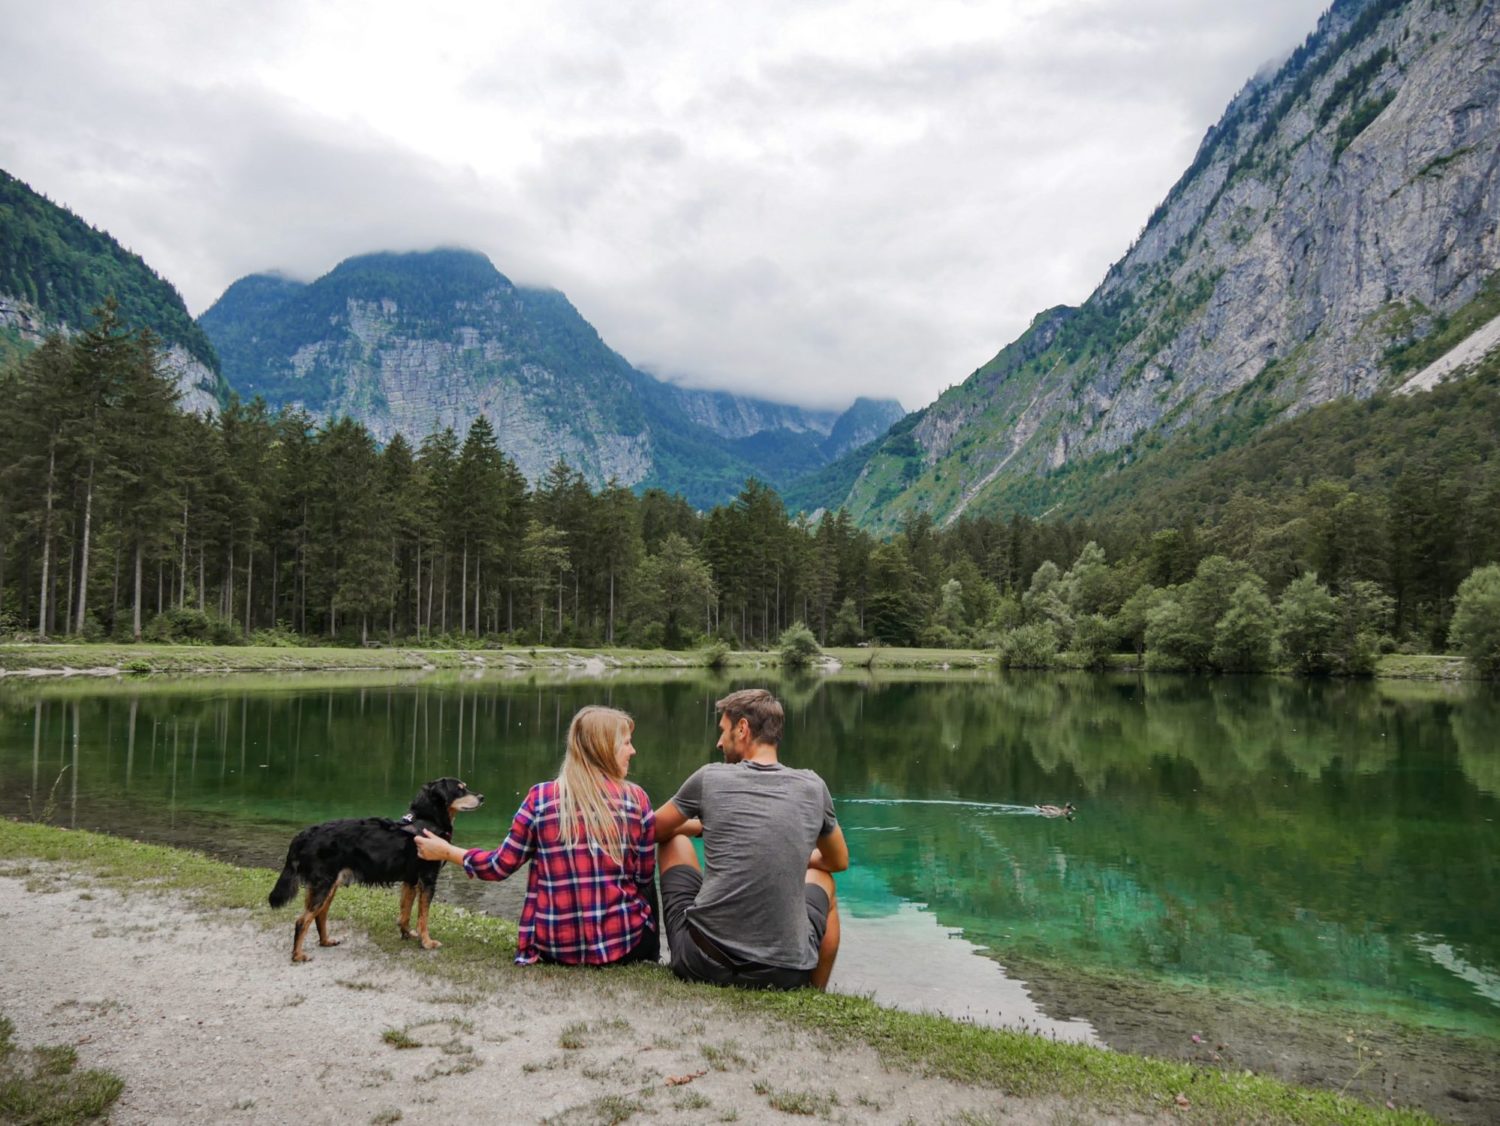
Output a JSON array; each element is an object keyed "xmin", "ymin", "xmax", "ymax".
[
  {"xmin": 805, "ymin": 868, "xmax": 840, "ymax": 991},
  {"xmin": 657, "ymin": 834, "xmax": 701, "ymax": 874},
  {"xmin": 398, "ymin": 884, "xmax": 417, "ymax": 940}
]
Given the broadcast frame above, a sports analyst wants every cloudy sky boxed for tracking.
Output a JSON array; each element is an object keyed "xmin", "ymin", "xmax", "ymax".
[{"xmin": 0, "ymin": 0, "xmax": 1330, "ymax": 412}]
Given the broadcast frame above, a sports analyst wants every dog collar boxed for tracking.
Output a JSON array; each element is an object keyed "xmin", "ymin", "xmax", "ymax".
[{"xmin": 397, "ymin": 814, "xmax": 452, "ymax": 841}]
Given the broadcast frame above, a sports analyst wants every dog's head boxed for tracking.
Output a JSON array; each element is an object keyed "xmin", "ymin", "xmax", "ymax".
[{"xmin": 409, "ymin": 778, "xmax": 484, "ymax": 831}]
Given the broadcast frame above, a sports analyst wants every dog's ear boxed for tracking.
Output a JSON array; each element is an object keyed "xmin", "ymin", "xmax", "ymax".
[{"xmin": 408, "ymin": 781, "xmax": 447, "ymax": 824}]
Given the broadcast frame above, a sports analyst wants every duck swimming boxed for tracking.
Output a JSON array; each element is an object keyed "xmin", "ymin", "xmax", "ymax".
[{"xmin": 1036, "ymin": 802, "xmax": 1076, "ymax": 820}]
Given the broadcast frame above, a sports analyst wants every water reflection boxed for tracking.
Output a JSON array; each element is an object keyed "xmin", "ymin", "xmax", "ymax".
[{"xmin": 1, "ymin": 670, "xmax": 1497, "ymax": 1045}]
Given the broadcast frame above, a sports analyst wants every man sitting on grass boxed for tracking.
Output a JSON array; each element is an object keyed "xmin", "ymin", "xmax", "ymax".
[{"xmin": 654, "ymin": 688, "xmax": 848, "ymax": 989}]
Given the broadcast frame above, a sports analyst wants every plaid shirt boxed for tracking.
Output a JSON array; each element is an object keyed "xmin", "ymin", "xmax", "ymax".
[{"xmin": 463, "ymin": 778, "xmax": 656, "ymax": 965}]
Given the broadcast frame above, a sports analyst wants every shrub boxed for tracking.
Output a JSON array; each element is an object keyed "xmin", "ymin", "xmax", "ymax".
[
  {"xmin": 1211, "ymin": 579, "xmax": 1275, "ymax": 671},
  {"xmin": 141, "ymin": 607, "xmax": 242, "ymax": 645},
  {"xmin": 919, "ymin": 623, "xmax": 962, "ymax": 648},
  {"xmin": 778, "ymin": 621, "xmax": 821, "ymax": 669},
  {"xmin": 248, "ymin": 621, "xmax": 306, "ymax": 648},
  {"xmin": 1144, "ymin": 592, "xmax": 1195, "ymax": 670},
  {"xmin": 828, "ymin": 598, "xmax": 863, "ymax": 646},
  {"xmin": 1450, "ymin": 564, "xmax": 1500, "ymax": 678},
  {"xmin": 1068, "ymin": 613, "xmax": 1117, "ymax": 669},
  {"xmin": 1275, "ymin": 574, "xmax": 1339, "ymax": 675},
  {"xmin": 997, "ymin": 620, "xmax": 1060, "ymax": 668},
  {"xmin": 700, "ymin": 640, "xmax": 731, "ymax": 670}
]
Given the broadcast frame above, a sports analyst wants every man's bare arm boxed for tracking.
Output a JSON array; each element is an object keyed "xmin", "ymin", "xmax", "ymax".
[
  {"xmin": 808, "ymin": 824, "xmax": 849, "ymax": 872},
  {"xmin": 653, "ymin": 800, "xmax": 702, "ymax": 843}
]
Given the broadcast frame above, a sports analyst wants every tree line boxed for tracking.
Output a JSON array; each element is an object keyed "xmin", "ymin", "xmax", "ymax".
[{"xmin": 2, "ymin": 306, "xmax": 1497, "ymax": 674}]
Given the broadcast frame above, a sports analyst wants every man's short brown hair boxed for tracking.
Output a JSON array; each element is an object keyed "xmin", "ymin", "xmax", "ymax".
[{"xmin": 715, "ymin": 688, "xmax": 784, "ymax": 747}]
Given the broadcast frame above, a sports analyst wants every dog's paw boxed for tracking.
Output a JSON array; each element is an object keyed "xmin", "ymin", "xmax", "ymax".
[
  {"xmin": 421, "ymin": 937, "xmax": 443, "ymax": 950},
  {"xmin": 399, "ymin": 928, "xmax": 414, "ymax": 941},
  {"xmin": 319, "ymin": 937, "xmax": 342, "ymax": 948},
  {"xmin": 292, "ymin": 953, "xmax": 311, "ymax": 963}
]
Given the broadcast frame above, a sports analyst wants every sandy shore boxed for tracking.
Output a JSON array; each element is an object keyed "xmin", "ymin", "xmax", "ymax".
[{"xmin": 0, "ymin": 871, "xmax": 1142, "ymax": 1125}]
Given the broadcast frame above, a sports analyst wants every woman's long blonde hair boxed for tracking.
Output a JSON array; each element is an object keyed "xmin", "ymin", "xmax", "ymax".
[{"xmin": 556, "ymin": 706, "xmax": 633, "ymax": 865}]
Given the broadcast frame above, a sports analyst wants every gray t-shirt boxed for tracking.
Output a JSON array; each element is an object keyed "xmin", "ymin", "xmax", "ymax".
[{"xmin": 670, "ymin": 760, "xmax": 838, "ymax": 970}]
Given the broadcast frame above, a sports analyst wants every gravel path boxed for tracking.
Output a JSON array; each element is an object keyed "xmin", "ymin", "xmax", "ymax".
[{"xmin": 0, "ymin": 871, "xmax": 1122, "ymax": 1125}]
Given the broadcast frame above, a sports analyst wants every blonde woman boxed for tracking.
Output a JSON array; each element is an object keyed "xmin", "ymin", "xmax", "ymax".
[{"xmin": 416, "ymin": 705, "xmax": 658, "ymax": 965}]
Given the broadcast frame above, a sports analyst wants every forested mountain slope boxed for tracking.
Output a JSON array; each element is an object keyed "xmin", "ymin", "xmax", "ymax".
[
  {"xmin": 0, "ymin": 169, "xmax": 227, "ymax": 411},
  {"xmin": 199, "ymin": 249, "xmax": 902, "ymax": 505},
  {"xmin": 823, "ymin": 0, "xmax": 1500, "ymax": 529}
]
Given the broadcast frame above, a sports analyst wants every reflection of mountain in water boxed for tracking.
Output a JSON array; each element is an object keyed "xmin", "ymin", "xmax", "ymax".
[{"xmin": 2, "ymin": 671, "xmax": 1497, "ymax": 1045}]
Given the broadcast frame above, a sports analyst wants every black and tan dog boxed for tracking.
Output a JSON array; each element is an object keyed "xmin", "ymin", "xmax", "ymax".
[{"xmin": 267, "ymin": 777, "xmax": 484, "ymax": 962}]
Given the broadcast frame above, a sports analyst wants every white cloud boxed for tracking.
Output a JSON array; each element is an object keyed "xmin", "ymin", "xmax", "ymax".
[{"xmin": 0, "ymin": 0, "xmax": 1330, "ymax": 411}]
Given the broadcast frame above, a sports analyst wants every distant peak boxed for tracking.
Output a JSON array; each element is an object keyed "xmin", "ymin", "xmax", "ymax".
[
  {"xmin": 323, "ymin": 247, "xmax": 512, "ymax": 292},
  {"xmin": 333, "ymin": 246, "xmax": 496, "ymax": 270}
]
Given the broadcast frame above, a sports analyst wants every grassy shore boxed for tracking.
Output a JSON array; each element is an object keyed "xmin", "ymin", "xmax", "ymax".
[
  {"xmin": 0, "ymin": 819, "xmax": 1434, "ymax": 1125},
  {"xmin": 0, "ymin": 641, "xmax": 1476, "ymax": 680}
]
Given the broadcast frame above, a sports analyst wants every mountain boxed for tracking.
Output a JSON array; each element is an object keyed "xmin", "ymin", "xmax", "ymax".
[
  {"xmin": 198, "ymin": 248, "xmax": 903, "ymax": 505},
  {"xmin": 816, "ymin": 0, "xmax": 1500, "ymax": 529},
  {"xmin": 0, "ymin": 168, "xmax": 226, "ymax": 411}
]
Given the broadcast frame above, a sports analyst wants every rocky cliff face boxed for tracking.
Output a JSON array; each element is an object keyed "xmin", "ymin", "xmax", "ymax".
[
  {"xmin": 0, "ymin": 293, "xmax": 222, "ymax": 414},
  {"xmin": 838, "ymin": 0, "xmax": 1500, "ymax": 528},
  {"xmin": 0, "ymin": 168, "xmax": 227, "ymax": 411},
  {"xmin": 200, "ymin": 249, "xmax": 904, "ymax": 504}
]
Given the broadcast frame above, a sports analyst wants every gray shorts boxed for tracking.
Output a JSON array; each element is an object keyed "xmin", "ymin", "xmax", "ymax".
[{"xmin": 659, "ymin": 865, "xmax": 829, "ymax": 990}]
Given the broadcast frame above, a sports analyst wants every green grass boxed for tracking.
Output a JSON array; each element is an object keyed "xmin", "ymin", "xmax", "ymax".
[
  {"xmin": 3, "ymin": 642, "xmax": 1473, "ymax": 682},
  {"xmin": 0, "ymin": 642, "xmax": 729, "ymax": 676},
  {"xmin": 0, "ymin": 819, "xmax": 1440, "ymax": 1125},
  {"xmin": 821, "ymin": 646, "xmax": 996, "ymax": 670},
  {"xmin": 1372, "ymin": 654, "xmax": 1468, "ymax": 680},
  {"xmin": 0, "ymin": 1014, "xmax": 124, "ymax": 1124}
]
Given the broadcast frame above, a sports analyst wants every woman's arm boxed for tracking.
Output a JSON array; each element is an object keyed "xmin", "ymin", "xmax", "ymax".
[
  {"xmin": 418, "ymin": 789, "xmax": 538, "ymax": 880},
  {"xmin": 414, "ymin": 831, "xmax": 467, "ymax": 865}
]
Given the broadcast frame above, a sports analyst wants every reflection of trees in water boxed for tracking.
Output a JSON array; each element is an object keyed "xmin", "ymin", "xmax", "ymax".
[
  {"xmin": 824, "ymin": 675, "xmax": 1499, "ymax": 1029},
  {"xmin": 1451, "ymin": 691, "xmax": 1500, "ymax": 798},
  {"xmin": 6, "ymin": 674, "xmax": 1500, "ymax": 1032},
  {"xmin": 854, "ymin": 780, "xmax": 1498, "ymax": 1028}
]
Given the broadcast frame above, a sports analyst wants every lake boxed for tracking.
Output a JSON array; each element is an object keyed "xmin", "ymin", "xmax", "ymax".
[{"xmin": 2, "ymin": 669, "xmax": 1497, "ymax": 1117}]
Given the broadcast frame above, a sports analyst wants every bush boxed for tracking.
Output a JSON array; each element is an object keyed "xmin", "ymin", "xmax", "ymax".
[
  {"xmin": 828, "ymin": 598, "xmax": 863, "ymax": 646},
  {"xmin": 1144, "ymin": 593, "xmax": 1195, "ymax": 670},
  {"xmin": 700, "ymin": 640, "xmax": 731, "ymax": 670},
  {"xmin": 778, "ymin": 621, "xmax": 821, "ymax": 669},
  {"xmin": 1068, "ymin": 613, "xmax": 1117, "ymax": 669},
  {"xmin": 998, "ymin": 620, "xmax": 1060, "ymax": 668},
  {"xmin": 248, "ymin": 621, "xmax": 306, "ymax": 648},
  {"xmin": 1450, "ymin": 564, "xmax": 1500, "ymax": 678},
  {"xmin": 918, "ymin": 624, "xmax": 962, "ymax": 648},
  {"xmin": 1275, "ymin": 574, "xmax": 1339, "ymax": 675},
  {"xmin": 141, "ymin": 607, "xmax": 242, "ymax": 645},
  {"xmin": 1333, "ymin": 580, "xmax": 1394, "ymax": 676},
  {"xmin": 1210, "ymin": 579, "xmax": 1275, "ymax": 671}
]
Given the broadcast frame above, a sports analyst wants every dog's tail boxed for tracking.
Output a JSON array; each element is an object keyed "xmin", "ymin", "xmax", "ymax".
[{"xmin": 268, "ymin": 851, "xmax": 300, "ymax": 908}]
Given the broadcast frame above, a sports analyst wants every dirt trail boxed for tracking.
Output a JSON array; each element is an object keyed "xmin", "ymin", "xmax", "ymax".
[{"xmin": 0, "ymin": 871, "xmax": 1128, "ymax": 1125}]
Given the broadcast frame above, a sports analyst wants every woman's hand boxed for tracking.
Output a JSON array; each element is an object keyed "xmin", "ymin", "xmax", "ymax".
[{"xmin": 415, "ymin": 829, "xmax": 463, "ymax": 864}]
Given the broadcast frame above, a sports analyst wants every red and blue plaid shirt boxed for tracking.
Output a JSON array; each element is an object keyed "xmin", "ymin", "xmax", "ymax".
[{"xmin": 462, "ymin": 778, "xmax": 656, "ymax": 965}]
